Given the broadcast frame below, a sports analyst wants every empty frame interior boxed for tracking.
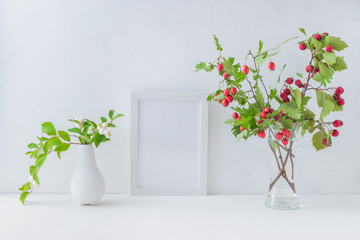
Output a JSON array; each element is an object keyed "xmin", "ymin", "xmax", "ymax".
[{"xmin": 131, "ymin": 92, "xmax": 208, "ymax": 195}]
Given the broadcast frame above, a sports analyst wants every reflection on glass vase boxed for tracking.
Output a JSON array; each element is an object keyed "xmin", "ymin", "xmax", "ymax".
[{"xmin": 265, "ymin": 126, "xmax": 299, "ymax": 210}]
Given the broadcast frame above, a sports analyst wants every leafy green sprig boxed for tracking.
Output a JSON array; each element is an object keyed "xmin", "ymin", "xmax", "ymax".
[
  {"xmin": 19, "ymin": 110, "xmax": 124, "ymax": 204},
  {"xmin": 195, "ymin": 28, "xmax": 348, "ymax": 151}
]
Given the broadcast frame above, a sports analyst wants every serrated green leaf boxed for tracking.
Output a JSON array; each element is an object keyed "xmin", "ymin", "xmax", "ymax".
[
  {"xmin": 269, "ymin": 88, "xmax": 277, "ymax": 100},
  {"xmin": 318, "ymin": 61, "xmax": 330, "ymax": 79},
  {"xmin": 224, "ymin": 118, "xmax": 236, "ymax": 125},
  {"xmin": 236, "ymin": 130, "xmax": 248, "ymax": 141},
  {"xmin": 299, "ymin": 28, "xmax": 306, "ymax": 35},
  {"xmin": 293, "ymin": 89, "xmax": 302, "ymax": 109},
  {"xmin": 332, "ymin": 56, "xmax": 347, "ymax": 72},
  {"xmin": 312, "ymin": 130, "xmax": 327, "ymax": 151},
  {"xmin": 280, "ymin": 117, "xmax": 293, "ymax": 129},
  {"xmin": 278, "ymin": 102, "xmax": 302, "ymax": 119},
  {"xmin": 328, "ymin": 36, "xmax": 348, "ymax": 51},
  {"xmin": 323, "ymin": 52, "xmax": 336, "ymax": 65},
  {"xmin": 41, "ymin": 122, "xmax": 57, "ymax": 136},
  {"xmin": 269, "ymin": 138, "xmax": 278, "ymax": 151},
  {"xmin": 296, "ymin": 73, "xmax": 303, "ymax": 78},
  {"xmin": 58, "ymin": 131, "xmax": 70, "ymax": 142},
  {"xmin": 257, "ymin": 40, "xmax": 263, "ymax": 54},
  {"xmin": 254, "ymin": 86, "xmax": 265, "ymax": 108},
  {"xmin": 213, "ymin": 34, "xmax": 223, "ymax": 51}
]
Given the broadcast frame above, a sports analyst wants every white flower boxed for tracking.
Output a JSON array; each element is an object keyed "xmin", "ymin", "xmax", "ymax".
[
  {"xmin": 102, "ymin": 123, "xmax": 108, "ymax": 128},
  {"xmin": 104, "ymin": 129, "xmax": 111, "ymax": 138},
  {"xmin": 28, "ymin": 176, "xmax": 40, "ymax": 189},
  {"xmin": 99, "ymin": 128, "xmax": 105, "ymax": 135},
  {"xmin": 78, "ymin": 116, "xmax": 85, "ymax": 124},
  {"xmin": 97, "ymin": 126, "xmax": 101, "ymax": 130}
]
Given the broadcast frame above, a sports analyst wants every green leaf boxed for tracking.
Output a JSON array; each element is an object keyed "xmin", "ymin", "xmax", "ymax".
[
  {"xmin": 35, "ymin": 154, "xmax": 47, "ymax": 168},
  {"xmin": 37, "ymin": 137, "xmax": 48, "ymax": 142},
  {"xmin": 299, "ymin": 28, "xmax": 306, "ymax": 35},
  {"xmin": 318, "ymin": 61, "xmax": 330, "ymax": 79},
  {"xmin": 68, "ymin": 127, "xmax": 82, "ymax": 135},
  {"xmin": 27, "ymin": 143, "xmax": 38, "ymax": 149},
  {"xmin": 269, "ymin": 139, "xmax": 278, "ymax": 151},
  {"xmin": 277, "ymin": 64, "xmax": 286, "ymax": 83},
  {"xmin": 18, "ymin": 182, "xmax": 31, "ymax": 192},
  {"xmin": 68, "ymin": 119, "xmax": 80, "ymax": 124},
  {"xmin": 108, "ymin": 110, "xmax": 115, "ymax": 119},
  {"xmin": 213, "ymin": 34, "xmax": 223, "ymax": 51},
  {"xmin": 293, "ymin": 89, "xmax": 302, "ymax": 109},
  {"xmin": 50, "ymin": 137, "xmax": 61, "ymax": 146},
  {"xmin": 296, "ymin": 73, "xmax": 303, "ymax": 78},
  {"xmin": 236, "ymin": 130, "xmax": 248, "ymax": 141},
  {"xmin": 79, "ymin": 135, "xmax": 91, "ymax": 144},
  {"xmin": 316, "ymin": 91, "xmax": 335, "ymax": 121},
  {"xmin": 100, "ymin": 117, "xmax": 107, "ymax": 123},
  {"xmin": 278, "ymin": 102, "xmax": 302, "ymax": 119},
  {"xmin": 331, "ymin": 56, "xmax": 347, "ymax": 72},
  {"xmin": 20, "ymin": 192, "xmax": 30, "ymax": 205},
  {"xmin": 312, "ymin": 130, "xmax": 327, "ymax": 151},
  {"xmin": 269, "ymin": 89, "xmax": 277, "ymax": 100},
  {"xmin": 328, "ymin": 36, "xmax": 348, "ymax": 51},
  {"xmin": 280, "ymin": 117, "xmax": 293, "ymax": 129},
  {"xmin": 224, "ymin": 118, "xmax": 236, "ymax": 125},
  {"xmin": 58, "ymin": 131, "xmax": 70, "ymax": 142},
  {"xmin": 257, "ymin": 40, "xmax": 263, "ymax": 54},
  {"xmin": 323, "ymin": 52, "xmax": 336, "ymax": 65},
  {"xmin": 41, "ymin": 122, "xmax": 57, "ymax": 136},
  {"xmin": 93, "ymin": 132, "xmax": 105, "ymax": 147},
  {"xmin": 112, "ymin": 114, "xmax": 124, "ymax": 120},
  {"xmin": 55, "ymin": 142, "xmax": 70, "ymax": 152},
  {"xmin": 254, "ymin": 86, "xmax": 265, "ymax": 109}
]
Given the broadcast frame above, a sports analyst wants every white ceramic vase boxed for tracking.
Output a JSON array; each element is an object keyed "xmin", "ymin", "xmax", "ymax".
[{"xmin": 70, "ymin": 144, "xmax": 105, "ymax": 205}]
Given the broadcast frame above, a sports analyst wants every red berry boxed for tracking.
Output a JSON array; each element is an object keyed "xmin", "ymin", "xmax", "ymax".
[
  {"xmin": 232, "ymin": 112, "xmax": 238, "ymax": 119},
  {"xmin": 283, "ymin": 97, "xmax": 290, "ymax": 103},
  {"xmin": 298, "ymin": 83, "xmax": 304, "ymax": 88},
  {"xmin": 337, "ymin": 98, "xmax": 345, "ymax": 106},
  {"xmin": 299, "ymin": 43, "xmax": 306, "ymax": 50},
  {"xmin": 280, "ymin": 92, "xmax": 287, "ymax": 99},
  {"xmin": 286, "ymin": 77, "xmax": 294, "ymax": 84},
  {"xmin": 213, "ymin": 94, "xmax": 217, "ymax": 101},
  {"xmin": 242, "ymin": 65, "xmax": 249, "ymax": 74},
  {"xmin": 322, "ymin": 138, "xmax": 328, "ymax": 146},
  {"xmin": 226, "ymin": 95, "xmax": 233, "ymax": 103},
  {"xmin": 223, "ymin": 72, "xmax": 229, "ymax": 79},
  {"xmin": 276, "ymin": 132, "xmax": 283, "ymax": 140},
  {"xmin": 333, "ymin": 120, "xmax": 343, "ymax": 128},
  {"xmin": 230, "ymin": 87, "xmax": 237, "ymax": 95},
  {"xmin": 282, "ymin": 129, "xmax": 291, "ymax": 138},
  {"xmin": 282, "ymin": 138, "xmax": 289, "ymax": 145},
  {"xmin": 268, "ymin": 61, "xmax": 275, "ymax": 71},
  {"xmin": 223, "ymin": 89, "xmax": 230, "ymax": 96},
  {"xmin": 240, "ymin": 125, "xmax": 246, "ymax": 132},
  {"xmin": 331, "ymin": 129, "xmax": 339, "ymax": 137},
  {"xmin": 295, "ymin": 79, "xmax": 302, "ymax": 86},
  {"xmin": 314, "ymin": 34, "xmax": 322, "ymax": 41},
  {"xmin": 264, "ymin": 107, "xmax": 270, "ymax": 113},
  {"xmin": 333, "ymin": 93, "xmax": 341, "ymax": 100},
  {"xmin": 222, "ymin": 99, "xmax": 229, "ymax": 107},
  {"xmin": 260, "ymin": 112, "xmax": 267, "ymax": 119},
  {"xmin": 284, "ymin": 88, "xmax": 290, "ymax": 95},
  {"xmin": 335, "ymin": 87, "xmax": 344, "ymax": 94},
  {"xmin": 217, "ymin": 63, "xmax": 224, "ymax": 71},
  {"xmin": 305, "ymin": 65, "xmax": 314, "ymax": 73},
  {"xmin": 275, "ymin": 115, "xmax": 281, "ymax": 121},
  {"xmin": 236, "ymin": 116, "xmax": 241, "ymax": 121},
  {"xmin": 326, "ymin": 45, "xmax": 333, "ymax": 52},
  {"xmin": 257, "ymin": 119, "xmax": 263, "ymax": 125},
  {"xmin": 323, "ymin": 32, "xmax": 329, "ymax": 36},
  {"xmin": 257, "ymin": 130, "xmax": 266, "ymax": 138}
]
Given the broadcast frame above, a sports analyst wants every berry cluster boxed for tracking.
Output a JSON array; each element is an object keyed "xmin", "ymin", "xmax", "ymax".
[
  {"xmin": 276, "ymin": 129, "xmax": 292, "ymax": 145},
  {"xmin": 323, "ymin": 120, "xmax": 343, "ymax": 147},
  {"xmin": 218, "ymin": 87, "xmax": 237, "ymax": 107},
  {"xmin": 333, "ymin": 87, "xmax": 345, "ymax": 106}
]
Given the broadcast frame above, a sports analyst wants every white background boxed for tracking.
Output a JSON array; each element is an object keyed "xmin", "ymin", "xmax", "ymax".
[{"xmin": 1, "ymin": 0, "xmax": 359, "ymax": 194}]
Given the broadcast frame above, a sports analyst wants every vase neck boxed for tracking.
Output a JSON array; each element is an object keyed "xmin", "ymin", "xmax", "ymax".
[{"xmin": 78, "ymin": 144, "xmax": 97, "ymax": 166}]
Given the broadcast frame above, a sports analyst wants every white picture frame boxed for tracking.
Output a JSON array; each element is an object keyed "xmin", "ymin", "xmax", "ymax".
[{"xmin": 131, "ymin": 92, "xmax": 208, "ymax": 196}]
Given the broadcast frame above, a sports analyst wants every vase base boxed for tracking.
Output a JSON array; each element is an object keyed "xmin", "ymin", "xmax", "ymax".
[{"xmin": 265, "ymin": 195, "xmax": 299, "ymax": 210}]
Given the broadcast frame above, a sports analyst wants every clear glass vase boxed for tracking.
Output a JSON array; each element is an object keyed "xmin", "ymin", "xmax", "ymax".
[{"xmin": 265, "ymin": 126, "xmax": 299, "ymax": 210}]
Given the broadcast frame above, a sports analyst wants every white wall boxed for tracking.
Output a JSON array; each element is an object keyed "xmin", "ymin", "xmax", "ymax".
[{"xmin": 1, "ymin": 0, "xmax": 360, "ymax": 194}]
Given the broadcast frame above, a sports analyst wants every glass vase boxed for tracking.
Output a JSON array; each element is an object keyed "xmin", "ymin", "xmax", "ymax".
[{"xmin": 265, "ymin": 127, "xmax": 299, "ymax": 210}]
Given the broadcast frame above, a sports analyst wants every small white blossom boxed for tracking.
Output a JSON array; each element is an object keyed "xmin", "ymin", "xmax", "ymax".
[
  {"xmin": 28, "ymin": 176, "xmax": 40, "ymax": 189},
  {"xmin": 104, "ymin": 129, "xmax": 111, "ymax": 138},
  {"xmin": 99, "ymin": 128, "xmax": 105, "ymax": 135},
  {"xmin": 102, "ymin": 123, "xmax": 108, "ymax": 128}
]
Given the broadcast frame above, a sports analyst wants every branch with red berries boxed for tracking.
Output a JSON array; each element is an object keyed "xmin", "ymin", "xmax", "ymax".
[{"xmin": 195, "ymin": 28, "xmax": 348, "ymax": 151}]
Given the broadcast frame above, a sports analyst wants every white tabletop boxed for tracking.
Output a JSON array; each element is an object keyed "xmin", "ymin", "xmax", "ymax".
[{"xmin": 1, "ymin": 194, "xmax": 359, "ymax": 240}]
